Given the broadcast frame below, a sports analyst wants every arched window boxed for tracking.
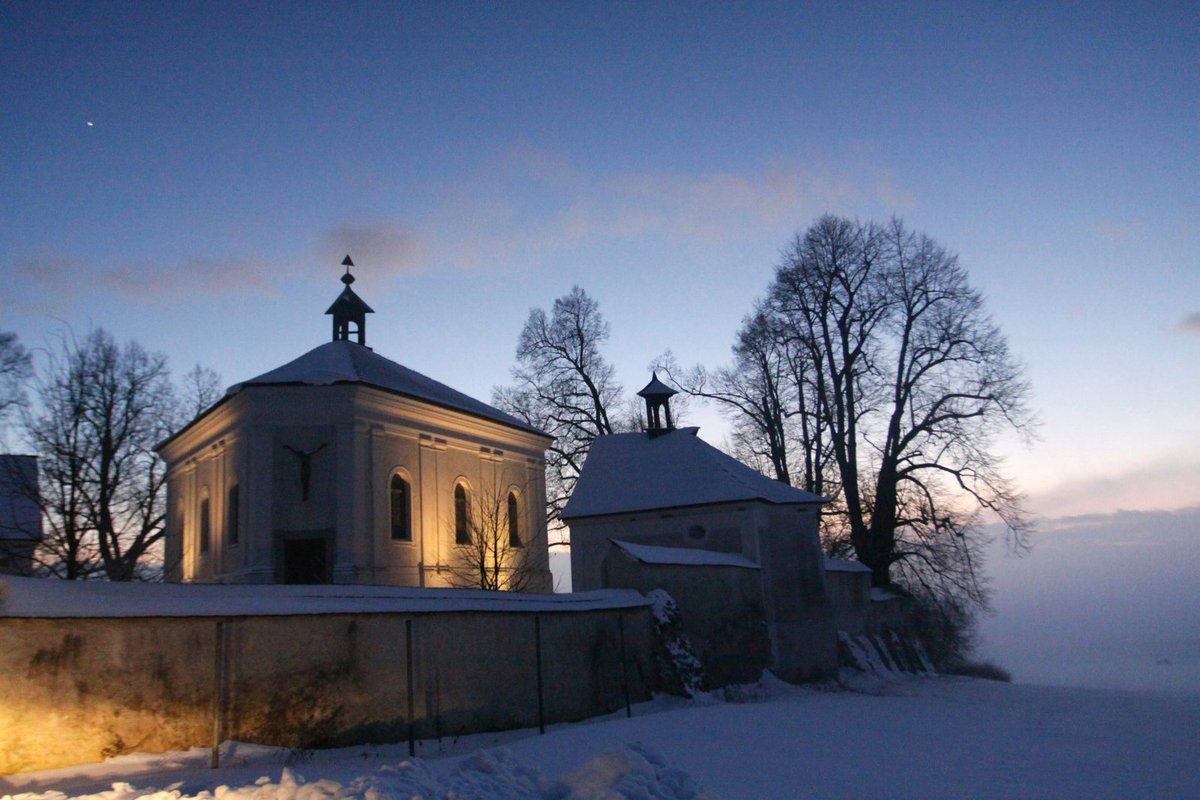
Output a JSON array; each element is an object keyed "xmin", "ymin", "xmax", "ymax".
[
  {"xmin": 390, "ymin": 473, "xmax": 412, "ymax": 541},
  {"xmin": 507, "ymin": 492, "xmax": 522, "ymax": 547},
  {"xmin": 454, "ymin": 483, "xmax": 470, "ymax": 544}
]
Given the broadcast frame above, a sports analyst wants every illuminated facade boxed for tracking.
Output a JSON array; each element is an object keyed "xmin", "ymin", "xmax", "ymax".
[{"xmin": 157, "ymin": 260, "xmax": 552, "ymax": 589}]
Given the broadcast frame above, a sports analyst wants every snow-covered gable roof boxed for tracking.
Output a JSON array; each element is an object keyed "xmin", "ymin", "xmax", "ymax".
[
  {"xmin": 561, "ymin": 428, "xmax": 827, "ymax": 520},
  {"xmin": 825, "ymin": 558, "xmax": 871, "ymax": 573},
  {"xmin": 611, "ymin": 539, "xmax": 760, "ymax": 569},
  {"xmin": 226, "ymin": 340, "xmax": 546, "ymax": 437}
]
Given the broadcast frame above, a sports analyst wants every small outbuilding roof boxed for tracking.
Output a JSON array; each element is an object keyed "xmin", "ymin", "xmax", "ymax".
[
  {"xmin": 611, "ymin": 539, "xmax": 760, "ymax": 569},
  {"xmin": 220, "ymin": 340, "xmax": 547, "ymax": 437},
  {"xmin": 825, "ymin": 558, "xmax": 871, "ymax": 573},
  {"xmin": 561, "ymin": 427, "xmax": 827, "ymax": 519}
]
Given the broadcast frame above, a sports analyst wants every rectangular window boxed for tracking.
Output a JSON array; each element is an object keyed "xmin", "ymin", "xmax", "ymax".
[
  {"xmin": 226, "ymin": 485, "xmax": 240, "ymax": 546},
  {"xmin": 199, "ymin": 497, "xmax": 211, "ymax": 554}
]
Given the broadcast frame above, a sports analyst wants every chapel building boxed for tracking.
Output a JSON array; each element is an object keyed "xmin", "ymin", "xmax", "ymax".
[
  {"xmin": 158, "ymin": 258, "xmax": 553, "ymax": 590},
  {"xmin": 562, "ymin": 375, "xmax": 837, "ymax": 681}
]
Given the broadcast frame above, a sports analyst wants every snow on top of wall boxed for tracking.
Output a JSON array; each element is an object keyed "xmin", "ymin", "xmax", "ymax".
[
  {"xmin": 825, "ymin": 558, "xmax": 871, "ymax": 573},
  {"xmin": 226, "ymin": 340, "xmax": 546, "ymax": 437},
  {"xmin": 0, "ymin": 576, "xmax": 649, "ymax": 619},
  {"xmin": 562, "ymin": 428, "xmax": 827, "ymax": 519},
  {"xmin": 871, "ymin": 587, "xmax": 902, "ymax": 602},
  {"xmin": 611, "ymin": 539, "xmax": 760, "ymax": 569}
]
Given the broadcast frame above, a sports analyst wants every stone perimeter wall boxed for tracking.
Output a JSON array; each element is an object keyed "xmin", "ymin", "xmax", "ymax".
[{"xmin": 0, "ymin": 607, "xmax": 657, "ymax": 775}]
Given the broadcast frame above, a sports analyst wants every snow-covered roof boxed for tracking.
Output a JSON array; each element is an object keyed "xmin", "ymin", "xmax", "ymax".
[
  {"xmin": 561, "ymin": 428, "xmax": 827, "ymax": 520},
  {"xmin": 610, "ymin": 539, "xmax": 760, "ymax": 569},
  {"xmin": 825, "ymin": 558, "xmax": 871, "ymax": 573},
  {"xmin": 222, "ymin": 340, "xmax": 546, "ymax": 437},
  {"xmin": 0, "ymin": 576, "xmax": 649, "ymax": 618}
]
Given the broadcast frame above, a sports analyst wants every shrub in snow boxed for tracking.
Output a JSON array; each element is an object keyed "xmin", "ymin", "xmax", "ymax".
[
  {"xmin": 944, "ymin": 660, "xmax": 1013, "ymax": 682},
  {"xmin": 647, "ymin": 589, "xmax": 705, "ymax": 698},
  {"xmin": 907, "ymin": 590, "xmax": 978, "ymax": 669}
]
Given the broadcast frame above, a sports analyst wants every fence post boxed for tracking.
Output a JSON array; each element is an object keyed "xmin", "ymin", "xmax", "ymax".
[
  {"xmin": 211, "ymin": 619, "xmax": 225, "ymax": 769},
  {"xmin": 406, "ymin": 618, "xmax": 415, "ymax": 758},
  {"xmin": 535, "ymin": 615, "xmax": 545, "ymax": 734},
  {"xmin": 618, "ymin": 613, "xmax": 631, "ymax": 718}
]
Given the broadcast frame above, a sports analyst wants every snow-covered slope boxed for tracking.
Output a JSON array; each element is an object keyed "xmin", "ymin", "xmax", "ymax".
[{"xmin": 4, "ymin": 676, "xmax": 1196, "ymax": 800}]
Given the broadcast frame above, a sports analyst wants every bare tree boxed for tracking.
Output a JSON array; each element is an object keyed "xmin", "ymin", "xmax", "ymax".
[
  {"xmin": 446, "ymin": 477, "xmax": 547, "ymax": 592},
  {"xmin": 21, "ymin": 329, "xmax": 178, "ymax": 580},
  {"xmin": 684, "ymin": 216, "xmax": 1032, "ymax": 659},
  {"xmin": 178, "ymin": 364, "xmax": 223, "ymax": 421},
  {"xmin": 493, "ymin": 286, "xmax": 623, "ymax": 526},
  {"xmin": 657, "ymin": 307, "xmax": 801, "ymax": 486},
  {"xmin": 766, "ymin": 216, "xmax": 1034, "ymax": 610},
  {"xmin": 0, "ymin": 332, "xmax": 31, "ymax": 434}
]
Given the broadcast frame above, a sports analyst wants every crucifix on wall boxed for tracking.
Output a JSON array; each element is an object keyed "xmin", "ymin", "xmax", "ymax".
[{"xmin": 283, "ymin": 443, "xmax": 327, "ymax": 501}]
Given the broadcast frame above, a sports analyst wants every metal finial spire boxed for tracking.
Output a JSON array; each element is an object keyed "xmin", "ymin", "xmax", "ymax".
[{"xmin": 341, "ymin": 255, "xmax": 355, "ymax": 285}]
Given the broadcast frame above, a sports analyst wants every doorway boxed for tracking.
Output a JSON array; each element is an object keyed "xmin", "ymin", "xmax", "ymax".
[{"xmin": 276, "ymin": 533, "xmax": 332, "ymax": 584}]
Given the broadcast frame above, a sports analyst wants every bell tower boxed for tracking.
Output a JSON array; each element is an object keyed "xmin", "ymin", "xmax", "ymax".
[
  {"xmin": 325, "ymin": 255, "xmax": 374, "ymax": 346},
  {"xmin": 638, "ymin": 372, "xmax": 677, "ymax": 437}
]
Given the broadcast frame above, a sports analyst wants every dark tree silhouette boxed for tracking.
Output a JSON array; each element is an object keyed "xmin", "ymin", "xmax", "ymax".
[
  {"xmin": 21, "ymin": 329, "xmax": 179, "ymax": 580},
  {"xmin": 675, "ymin": 216, "xmax": 1033, "ymax": 641},
  {"xmin": 178, "ymin": 363, "xmax": 223, "ymax": 420},
  {"xmin": 0, "ymin": 332, "xmax": 31, "ymax": 429},
  {"xmin": 493, "ymin": 286, "xmax": 622, "ymax": 527},
  {"xmin": 655, "ymin": 305, "xmax": 836, "ymax": 502},
  {"xmin": 771, "ymin": 216, "xmax": 1034, "ymax": 607}
]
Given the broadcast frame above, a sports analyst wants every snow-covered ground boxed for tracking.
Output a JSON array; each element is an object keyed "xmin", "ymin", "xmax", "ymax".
[
  {"xmin": 7, "ymin": 508, "xmax": 1198, "ymax": 798},
  {"xmin": 4, "ymin": 674, "xmax": 1197, "ymax": 800}
]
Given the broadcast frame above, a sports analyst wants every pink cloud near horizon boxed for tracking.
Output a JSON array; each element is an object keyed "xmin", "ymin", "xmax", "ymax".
[{"xmin": 1028, "ymin": 456, "xmax": 1200, "ymax": 518}]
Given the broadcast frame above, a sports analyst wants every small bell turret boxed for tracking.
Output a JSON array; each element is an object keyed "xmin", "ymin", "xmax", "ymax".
[
  {"xmin": 638, "ymin": 372, "xmax": 677, "ymax": 437},
  {"xmin": 324, "ymin": 255, "xmax": 374, "ymax": 346}
]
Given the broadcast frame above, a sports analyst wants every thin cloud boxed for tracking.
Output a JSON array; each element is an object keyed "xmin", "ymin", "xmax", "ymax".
[
  {"xmin": 11, "ymin": 252, "xmax": 84, "ymax": 291},
  {"xmin": 9, "ymin": 150, "xmax": 914, "ymax": 303},
  {"xmin": 418, "ymin": 149, "xmax": 917, "ymax": 269},
  {"xmin": 7, "ymin": 250, "xmax": 281, "ymax": 302},
  {"xmin": 1030, "ymin": 456, "xmax": 1200, "ymax": 518},
  {"xmin": 99, "ymin": 257, "xmax": 275, "ymax": 298},
  {"xmin": 1175, "ymin": 311, "xmax": 1200, "ymax": 333},
  {"xmin": 1094, "ymin": 218, "xmax": 1145, "ymax": 243},
  {"xmin": 323, "ymin": 220, "xmax": 427, "ymax": 278}
]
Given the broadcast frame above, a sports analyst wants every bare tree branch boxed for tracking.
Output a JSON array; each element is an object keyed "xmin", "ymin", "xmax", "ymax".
[{"xmin": 492, "ymin": 287, "xmax": 624, "ymax": 527}]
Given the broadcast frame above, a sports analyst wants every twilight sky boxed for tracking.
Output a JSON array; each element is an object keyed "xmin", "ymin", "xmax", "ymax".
[{"xmin": 3, "ymin": 2, "xmax": 1198, "ymax": 520}]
